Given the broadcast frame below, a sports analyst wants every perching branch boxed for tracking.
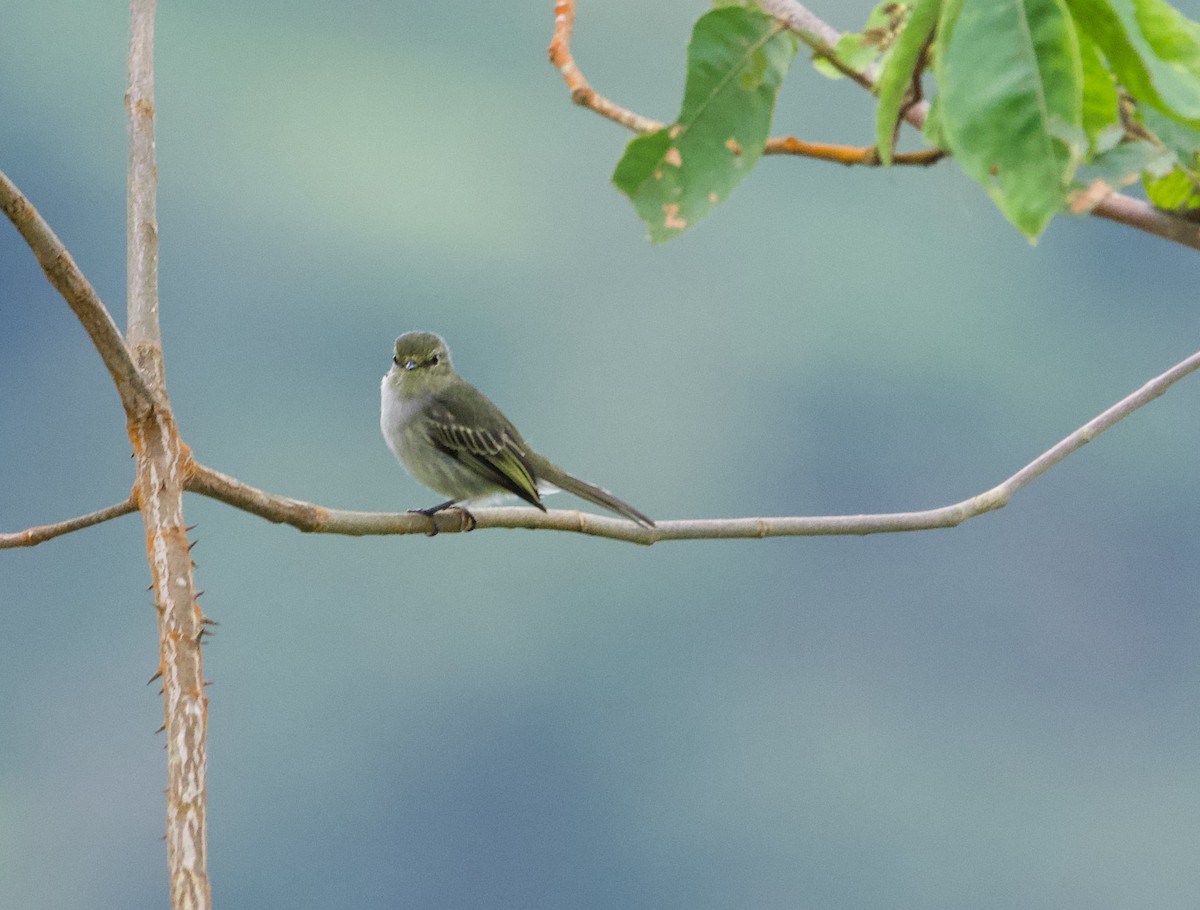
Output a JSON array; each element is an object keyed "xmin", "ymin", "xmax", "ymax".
[
  {"xmin": 6, "ymin": 345, "xmax": 1198, "ymax": 549},
  {"xmin": 549, "ymin": 0, "xmax": 1200, "ymax": 253},
  {"xmin": 173, "ymin": 347, "xmax": 1200, "ymax": 545}
]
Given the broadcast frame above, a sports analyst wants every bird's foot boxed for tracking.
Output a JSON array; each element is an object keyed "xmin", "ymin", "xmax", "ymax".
[{"xmin": 409, "ymin": 504, "xmax": 477, "ymax": 535}]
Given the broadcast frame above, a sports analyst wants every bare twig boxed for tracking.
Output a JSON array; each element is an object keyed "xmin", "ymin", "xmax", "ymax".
[
  {"xmin": 187, "ymin": 462, "xmax": 476, "ymax": 535},
  {"xmin": 0, "ymin": 498, "xmax": 140, "ymax": 549},
  {"xmin": 548, "ymin": 0, "xmax": 663, "ymax": 133},
  {"xmin": 1091, "ymin": 191, "xmax": 1200, "ymax": 250},
  {"xmin": 176, "ymin": 347, "xmax": 1200, "ymax": 545},
  {"xmin": 763, "ymin": 137, "xmax": 946, "ymax": 165},
  {"xmin": 0, "ymin": 170, "xmax": 154, "ymax": 417},
  {"xmin": 753, "ymin": 0, "xmax": 877, "ymax": 90}
]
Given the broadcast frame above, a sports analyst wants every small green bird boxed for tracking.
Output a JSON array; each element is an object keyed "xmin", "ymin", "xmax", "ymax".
[{"xmin": 380, "ymin": 332, "xmax": 654, "ymax": 527}]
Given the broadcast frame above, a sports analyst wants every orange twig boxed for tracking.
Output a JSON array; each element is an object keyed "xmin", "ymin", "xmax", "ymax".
[
  {"xmin": 549, "ymin": 0, "xmax": 663, "ymax": 134},
  {"xmin": 764, "ymin": 137, "xmax": 946, "ymax": 166},
  {"xmin": 547, "ymin": 0, "xmax": 944, "ymax": 169}
]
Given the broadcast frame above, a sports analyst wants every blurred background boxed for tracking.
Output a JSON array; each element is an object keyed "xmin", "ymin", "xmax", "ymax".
[{"xmin": 4, "ymin": 1, "xmax": 1200, "ymax": 907}]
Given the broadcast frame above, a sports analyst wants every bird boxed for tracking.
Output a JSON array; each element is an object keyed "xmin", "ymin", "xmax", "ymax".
[{"xmin": 380, "ymin": 331, "xmax": 654, "ymax": 528}]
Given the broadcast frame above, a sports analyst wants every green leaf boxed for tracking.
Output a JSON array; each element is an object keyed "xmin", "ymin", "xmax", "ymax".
[
  {"xmin": 1137, "ymin": 104, "xmax": 1200, "ymax": 207},
  {"xmin": 1078, "ymin": 31, "xmax": 1121, "ymax": 145},
  {"xmin": 813, "ymin": 32, "xmax": 885, "ymax": 79},
  {"xmin": 1080, "ymin": 136, "xmax": 1174, "ymax": 185},
  {"xmin": 1145, "ymin": 165, "xmax": 1200, "ymax": 207},
  {"xmin": 612, "ymin": 7, "xmax": 798, "ymax": 242},
  {"xmin": 1139, "ymin": 103, "xmax": 1200, "ymax": 163},
  {"xmin": 812, "ymin": 3, "xmax": 912, "ymax": 81},
  {"xmin": 1134, "ymin": 0, "xmax": 1200, "ymax": 79},
  {"xmin": 934, "ymin": 0, "xmax": 1083, "ymax": 240},
  {"xmin": 922, "ymin": 95, "xmax": 948, "ymax": 149},
  {"xmin": 875, "ymin": 0, "xmax": 942, "ymax": 164},
  {"xmin": 933, "ymin": 0, "xmax": 967, "ymax": 63},
  {"xmin": 1065, "ymin": 0, "xmax": 1200, "ymax": 126},
  {"xmin": 922, "ymin": 0, "xmax": 965, "ymax": 150}
]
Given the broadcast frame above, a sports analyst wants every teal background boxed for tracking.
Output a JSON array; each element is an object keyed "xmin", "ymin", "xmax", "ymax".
[{"xmin": 4, "ymin": 1, "xmax": 1200, "ymax": 908}]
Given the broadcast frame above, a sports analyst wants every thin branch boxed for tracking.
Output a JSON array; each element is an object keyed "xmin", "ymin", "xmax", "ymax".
[
  {"xmin": 0, "ymin": 498, "xmax": 140, "ymax": 549},
  {"xmin": 548, "ymin": 0, "xmax": 663, "ymax": 133},
  {"xmin": 0, "ymin": 169, "xmax": 154, "ymax": 417},
  {"xmin": 754, "ymin": 0, "xmax": 877, "ymax": 91},
  {"xmin": 126, "ymin": 0, "xmax": 164, "ymax": 384},
  {"xmin": 990, "ymin": 348, "xmax": 1200, "ymax": 495},
  {"xmin": 186, "ymin": 462, "xmax": 480, "ymax": 536},
  {"xmin": 181, "ymin": 347, "xmax": 1200, "ymax": 545},
  {"xmin": 1091, "ymin": 190, "xmax": 1200, "ymax": 251},
  {"xmin": 764, "ymin": 137, "xmax": 946, "ymax": 165}
]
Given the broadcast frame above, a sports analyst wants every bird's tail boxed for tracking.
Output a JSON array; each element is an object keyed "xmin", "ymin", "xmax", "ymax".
[{"xmin": 530, "ymin": 456, "xmax": 655, "ymax": 528}]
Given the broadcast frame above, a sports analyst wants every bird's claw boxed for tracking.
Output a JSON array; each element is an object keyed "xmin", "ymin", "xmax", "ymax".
[{"xmin": 408, "ymin": 505, "xmax": 476, "ymax": 535}]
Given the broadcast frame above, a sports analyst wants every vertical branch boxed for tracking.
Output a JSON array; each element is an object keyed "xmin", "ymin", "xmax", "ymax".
[
  {"xmin": 127, "ymin": 0, "xmax": 164, "ymax": 382},
  {"xmin": 126, "ymin": 2, "xmax": 211, "ymax": 909}
]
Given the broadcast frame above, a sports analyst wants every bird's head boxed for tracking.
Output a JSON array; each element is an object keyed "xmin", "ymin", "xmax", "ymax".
[{"xmin": 387, "ymin": 331, "xmax": 455, "ymax": 393}]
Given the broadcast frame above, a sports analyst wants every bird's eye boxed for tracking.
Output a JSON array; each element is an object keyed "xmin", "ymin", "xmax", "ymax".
[
  {"xmin": 392, "ymin": 355, "xmax": 401, "ymax": 366},
  {"xmin": 429, "ymin": 354, "xmax": 440, "ymax": 365}
]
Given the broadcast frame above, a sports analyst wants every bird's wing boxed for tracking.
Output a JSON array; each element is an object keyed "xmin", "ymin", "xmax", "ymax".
[{"xmin": 423, "ymin": 396, "xmax": 545, "ymax": 510}]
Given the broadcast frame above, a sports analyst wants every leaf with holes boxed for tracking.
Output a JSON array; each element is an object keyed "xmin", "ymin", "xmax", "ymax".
[{"xmin": 612, "ymin": 6, "xmax": 797, "ymax": 243}]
